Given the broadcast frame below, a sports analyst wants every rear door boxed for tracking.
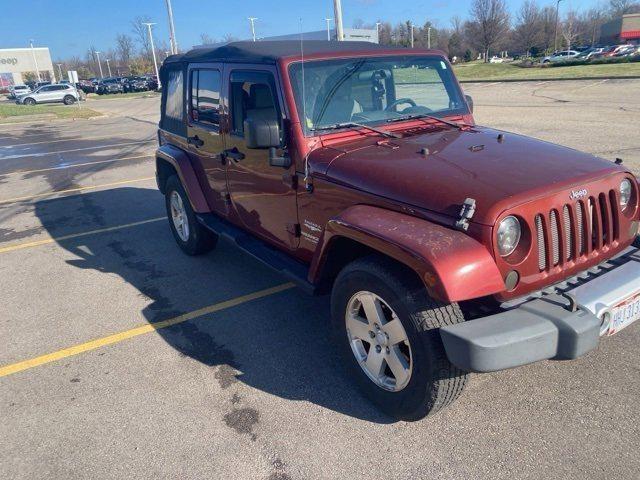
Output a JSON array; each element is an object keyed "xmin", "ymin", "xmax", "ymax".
[{"xmin": 185, "ymin": 64, "xmax": 229, "ymax": 215}]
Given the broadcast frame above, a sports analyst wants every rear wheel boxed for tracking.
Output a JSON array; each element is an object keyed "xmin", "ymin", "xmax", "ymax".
[
  {"xmin": 164, "ymin": 175, "xmax": 218, "ymax": 255},
  {"xmin": 63, "ymin": 95, "xmax": 75, "ymax": 105},
  {"xmin": 331, "ymin": 255, "xmax": 469, "ymax": 420}
]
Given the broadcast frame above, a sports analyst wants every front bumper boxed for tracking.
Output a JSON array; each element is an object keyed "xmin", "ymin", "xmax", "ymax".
[{"xmin": 440, "ymin": 246, "xmax": 640, "ymax": 372}]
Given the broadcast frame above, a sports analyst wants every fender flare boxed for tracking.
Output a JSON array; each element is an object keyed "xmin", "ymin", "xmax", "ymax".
[
  {"xmin": 155, "ymin": 144, "xmax": 211, "ymax": 213},
  {"xmin": 309, "ymin": 205, "xmax": 505, "ymax": 303}
]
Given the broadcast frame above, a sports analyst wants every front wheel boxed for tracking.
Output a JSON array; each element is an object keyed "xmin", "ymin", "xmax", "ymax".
[
  {"xmin": 164, "ymin": 175, "xmax": 218, "ymax": 255},
  {"xmin": 24, "ymin": 98, "xmax": 36, "ymax": 105},
  {"xmin": 331, "ymin": 255, "xmax": 469, "ymax": 421}
]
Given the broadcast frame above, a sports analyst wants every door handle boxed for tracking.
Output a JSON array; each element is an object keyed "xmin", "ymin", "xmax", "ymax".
[
  {"xmin": 187, "ymin": 135, "xmax": 204, "ymax": 148},
  {"xmin": 222, "ymin": 147, "xmax": 246, "ymax": 163}
]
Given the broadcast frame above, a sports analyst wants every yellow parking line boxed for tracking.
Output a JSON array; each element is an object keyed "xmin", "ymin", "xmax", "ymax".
[
  {"xmin": 0, "ymin": 283, "xmax": 295, "ymax": 378},
  {"xmin": 0, "ymin": 217, "xmax": 165, "ymax": 254},
  {"xmin": 11, "ymin": 153, "xmax": 154, "ymax": 175},
  {"xmin": 0, "ymin": 176, "xmax": 155, "ymax": 205},
  {"xmin": 1, "ymin": 134, "xmax": 154, "ymax": 148}
]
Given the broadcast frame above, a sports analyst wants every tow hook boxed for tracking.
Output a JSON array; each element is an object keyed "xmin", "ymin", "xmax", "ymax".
[{"xmin": 455, "ymin": 198, "xmax": 476, "ymax": 231}]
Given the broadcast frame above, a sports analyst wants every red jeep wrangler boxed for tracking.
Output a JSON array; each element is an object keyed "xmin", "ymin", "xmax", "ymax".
[{"xmin": 156, "ymin": 41, "xmax": 640, "ymax": 420}]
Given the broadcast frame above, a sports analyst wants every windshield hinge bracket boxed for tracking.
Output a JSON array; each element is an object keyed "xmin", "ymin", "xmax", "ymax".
[{"xmin": 455, "ymin": 198, "xmax": 476, "ymax": 231}]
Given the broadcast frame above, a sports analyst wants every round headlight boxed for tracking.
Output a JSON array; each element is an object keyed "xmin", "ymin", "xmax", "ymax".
[
  {"xmin": 497, "ymin": 216, "xmax": 521, "ymax": 257},
  {"xmin": 620, "ymin": 179, "xmax": 632, "ymax": 210}
]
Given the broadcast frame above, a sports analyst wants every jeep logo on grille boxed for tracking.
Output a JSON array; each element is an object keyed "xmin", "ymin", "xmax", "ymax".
[{"xmin": 569, "ymin": 188, "xmax": 588, "ymax": 200}]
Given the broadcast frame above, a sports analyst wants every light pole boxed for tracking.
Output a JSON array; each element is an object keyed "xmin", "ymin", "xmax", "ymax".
[
  {"xmin": 409, "ymin": 23, "xmax": 415, "ymax": 48},
  {"xmin": 105, "ymin": 58, "xmax": 112, "ymax": 77},
  {"xmin": 29, "ymin": 39, "xmax": 41, "ymax": 82},
  {"xmin": 325, "ymin": 18, "xmax": 333, "ymax": 41},
  {"xmin": 95, "ymin": 51, "xmax": 104, "ymax": 78},
  {"xmin": 428, "ymin": 26, "xmax": 432, "ymax": 49},
  {"xmin": 142, "ymin": 23, "xmax": 160, "ymax": 88},
  {"xmin": 333, "ymin": 0, "xmax": 344, "ymax": 41},
  {"xmin": 554, "ymin": 0, "xmax": 563, "ymax": 53},
  {"xmin": 165, "ymin": 0, "xmax": 178, "ymax": 54},
  {"xmin": 248, "ymin": 17, "xmax": 258, "ymax": 42},
  {"xmin": 375, "ymin": 22, "xmax": 381, "ymax": 43},
  {"xmin": 56, "ymin": 63, "xmax": 63, "ymax": 83}
]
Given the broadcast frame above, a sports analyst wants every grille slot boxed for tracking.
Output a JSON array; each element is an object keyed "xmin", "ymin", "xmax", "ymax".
[{"xmin": 534, "ymin": 190, "xmax": 618, "ymax": 272}]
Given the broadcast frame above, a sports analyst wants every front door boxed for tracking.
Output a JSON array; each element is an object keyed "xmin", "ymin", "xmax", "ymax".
[
  {"xmin": 224, "ymin": 68, "xmax": 298, "ymax": 249},
  {"xmin": 185, "ymin": 64, "xmax": 228, "ymax": 215}
]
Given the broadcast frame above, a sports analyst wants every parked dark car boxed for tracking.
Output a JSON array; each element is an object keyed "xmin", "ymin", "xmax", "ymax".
[
  {"xmin": 144, "ymin": 75, "xmax": 158, "ymax": 90},
  {"xmin": 76, "ymin": 80, "xmax": 96, "ymax": 94},
  {"xmin": 123, "ymin": 76, "xmax": 149, "ymax": 92},
  {"xmin": 155, "ymin": 41, "xmax": 640, "ymax": 421},
  {"xmin": 96, "ymin": 78, "xmax": 124, "ymax": 94}
]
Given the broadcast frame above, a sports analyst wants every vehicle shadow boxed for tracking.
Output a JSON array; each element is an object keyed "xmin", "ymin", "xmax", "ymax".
[{"xmin": 33, "ymin": 187, "xmax": 392, "ymax": 423}]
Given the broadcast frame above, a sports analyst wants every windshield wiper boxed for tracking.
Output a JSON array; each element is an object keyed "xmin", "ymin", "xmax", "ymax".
[
  {"xmin": 386, "ymin": 113, "xmax": 470, "ymax": 130},
  {"xmin": 310, "ymin": 122, "xmax": 400, "ymax": 139}
]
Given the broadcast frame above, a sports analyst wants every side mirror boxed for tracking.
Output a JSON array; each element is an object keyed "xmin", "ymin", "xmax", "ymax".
[
  {"xmin": 464, "ymin": 94, "xmax": 474, "ymax": 113},
  {"xmin": 244, "ymin": 110, "xmax": 280, "ymax": 149}
]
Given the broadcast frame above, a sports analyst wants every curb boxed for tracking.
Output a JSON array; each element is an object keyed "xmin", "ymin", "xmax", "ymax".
[{"xmin": 459, "ymin": 76, "xmax": 640, "ymax": 83}]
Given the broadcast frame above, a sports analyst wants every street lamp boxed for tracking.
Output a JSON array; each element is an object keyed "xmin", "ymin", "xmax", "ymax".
[
  {"xmin": 56, "ymin": 63, "xmax": 63, "ymax": 83},
  {"xmin": 375, "ymin": 22, "xmax": 381, "ymax": 43},
  {"xmin": 554, "ymin": 0, "xmax": 564, "ymax": 53},
  {"xmin": 333, "ymin": 0, "xmax": 344, "ymax": 41},
  {"xmin": 165, "ymin": 0, "xmax": 178, "ymax": 54},
  {"xmin": 142, "ymin": 22, "xmax": 161, "ymax": 88},
  {"xmin": 428, "ymin": 26, "xmax": 432, "ymax": 49},
  {"xmin": 248, "ymin": 17, "xmax": 258, "ymax": 42},
  {"xmin": 325, "ymin": 18, "xmax": 333, "ymax": 41},
  {"xmin": 105, "ymin": 58, "xmax": 112, "ymax": 77},
  {"xmin": 29, "ymin": 39, "xmax": 41, "ymax": 82},
  {"xmin": 94, "ymin": 51, "xmax": 104, "ymax": 78},
  {"xmin": 409, "ymin": 22, "xmax": 415, "ymax": 48}
]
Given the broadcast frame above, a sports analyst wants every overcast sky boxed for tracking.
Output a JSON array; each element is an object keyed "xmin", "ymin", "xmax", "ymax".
[{"xmin": 1, "ymin": 0, "xmax": 604, "ymax": 59}]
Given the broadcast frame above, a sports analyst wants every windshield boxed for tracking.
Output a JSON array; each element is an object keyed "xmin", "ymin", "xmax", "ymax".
[{"xmin": 288, "ymin": 55, "xmax": 468, "ymax": 135}]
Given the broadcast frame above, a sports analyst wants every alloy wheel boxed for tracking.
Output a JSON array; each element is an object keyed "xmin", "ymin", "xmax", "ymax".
[
  {"xmin": 170, "ymin": 190, "xmax": 189, "ymax": 242},
  {"xmin": 345, "ymin": 291, "xmax": 413, "ymax": 392}
]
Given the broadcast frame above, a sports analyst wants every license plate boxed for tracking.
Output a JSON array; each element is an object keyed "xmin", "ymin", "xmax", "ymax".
[{"xmin": 608, "ymin": 292, "xmax": 640, "ymax": 335}]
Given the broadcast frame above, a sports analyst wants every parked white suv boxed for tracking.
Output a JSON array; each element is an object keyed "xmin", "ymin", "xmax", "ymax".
[
  {"xmin": 541, "ymin": 50, "xmax": 579, "ymax": 63},
  {"xmin": 8, "ymin": 85, "xmax": 31, "ymax": 99},
  {"xmin": 16, "ymin": 84, "xmax": 79, "ymax": 105}
]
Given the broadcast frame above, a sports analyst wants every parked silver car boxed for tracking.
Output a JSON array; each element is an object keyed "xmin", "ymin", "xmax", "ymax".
[
  {"xmin": 541, "ymin": 50, "xmax": 580, "ymax": 63},
  {"xmin": 16, "ymin": 83, "xmax": 79, "ymax": 105},
  {"xmin": 8, "ymin": 85, "xmax": 31, "ymax": 99}
]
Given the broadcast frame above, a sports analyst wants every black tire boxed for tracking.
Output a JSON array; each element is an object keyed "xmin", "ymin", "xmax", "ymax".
[
  {"xmin": 164, "ymin": 175, "xmax": 218, "ymax": 255},
  {"xmin": 24, "ymin": 97, "xmax": 36, "ymax": 106},
  {"xmin": 330, "ymin": 255, "xmax": 468, "ymax": 421},
  {"xmin": 63, "ymin": 95, "xmax": 75, "ymax": 105}
]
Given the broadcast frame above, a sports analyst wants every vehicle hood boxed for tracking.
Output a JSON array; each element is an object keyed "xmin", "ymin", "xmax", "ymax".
[{"xmin": 310, "ymin": 125, "xmax": 623, "ymax": 225}]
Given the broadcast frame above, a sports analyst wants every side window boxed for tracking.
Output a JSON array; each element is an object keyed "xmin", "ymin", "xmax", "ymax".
[
  {"xmin": 190, "ymin": 69, "xmax": 221, "ymax": 126},
  {"xmin": 165, "ymin": 69, "xmax": 184, "ymax": 122},
  {"xmin": 229, "ymin": 71, "xmax": 280, "ymax": 137}
]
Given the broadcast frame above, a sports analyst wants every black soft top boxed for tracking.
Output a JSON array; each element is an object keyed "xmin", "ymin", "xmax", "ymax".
[{"xmin": 164, "ymin": 40, "xmax": 394, "ymax": 65}]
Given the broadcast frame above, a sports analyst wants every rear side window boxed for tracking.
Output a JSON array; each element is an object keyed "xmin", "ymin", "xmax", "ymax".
[
  {"xmin": 190, "ymin": 69, "xmax": 221, "ymax": 127},
  {"xmin": 165, "ymin": 69, "xmax": 184, "ymax": 122}
]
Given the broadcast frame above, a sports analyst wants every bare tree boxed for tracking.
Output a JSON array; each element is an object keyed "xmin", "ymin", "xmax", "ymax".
[
  {"xmin": 116, "ymin": 34, "xmax": 134, "ymax": 66},
  {"xmin": 608, "ymin": 0, "xmax": 640, "ymax": 17},
  {"xmin": 131, "ymin": 15, "xmax": 152, "ymax": 60},
  {"xmin": 352, "ymin": 18, "xmax": 365, "ymax": 29},
  {"xmin": 514, "ymin": 0, "xmax": 542, "ymax": 56},
  {"xmin": 561, "ymin": 10, "xmax": 580, "ymax": 51},
  {"xmin": 468, "ymin": 0, "xmax": 510, "ymax": 61},
  {"xmin": 200, "ymin": 33, "xmax": 216, "ymax": 45}
]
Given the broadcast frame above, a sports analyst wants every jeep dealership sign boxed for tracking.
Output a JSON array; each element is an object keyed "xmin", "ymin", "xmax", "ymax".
[{"xmin": 0, "ymin": 57, "xmax": 19, "ymax": 66}]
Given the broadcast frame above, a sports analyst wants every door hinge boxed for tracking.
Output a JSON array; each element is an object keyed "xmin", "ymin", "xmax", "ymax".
[{"xmin": 287, "ymin": 223, "xmax": 301, "ymax": 237}]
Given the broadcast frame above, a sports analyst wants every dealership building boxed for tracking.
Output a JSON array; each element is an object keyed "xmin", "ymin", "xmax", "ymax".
[
  {"xmin": 0, "ymin": 47, "xmax": 55, "ymax": 87},
  {"xmin": 600, "ymin": 13, "xmax": 640, "ymax": 45}
]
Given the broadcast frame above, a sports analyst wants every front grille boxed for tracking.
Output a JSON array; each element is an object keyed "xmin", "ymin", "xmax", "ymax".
[{"xmin": 534, "ymin": 190, "xmax": 619, "ymax": 271}]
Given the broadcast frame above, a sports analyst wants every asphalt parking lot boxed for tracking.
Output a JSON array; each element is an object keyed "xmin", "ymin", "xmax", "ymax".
[{"xmin": 2, "ymin": 81, "xmax": 639, "ymax": 480}]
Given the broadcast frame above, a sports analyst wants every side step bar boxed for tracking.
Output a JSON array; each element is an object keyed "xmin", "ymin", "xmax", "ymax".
[{"xmin": 196, "ymin": 213, "xmax": 316, "ymax": 294}]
